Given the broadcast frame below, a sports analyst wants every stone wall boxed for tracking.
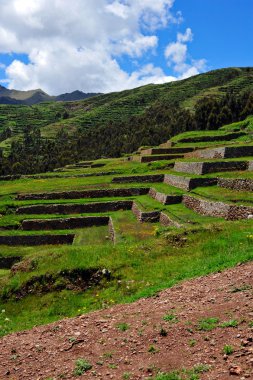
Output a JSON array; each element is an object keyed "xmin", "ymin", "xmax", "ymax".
[
  {"xmin": 140, "ymin": 154, "xmax": 183, "ymax": 163},
  {"xmin": 185, "ymin": 146, "xmax": 253, "ymax": 160},
  {"xmin": 112, "ymin": 175, "xmax": 164, "ymax": 183},
  {"xmin": 131, "ymin": 202, "xmax": 160, "ymax": 222},
  {"xmin": 174, "ymin": 161, "xmax": 248, "ymax": 175},
  {"xmin": 248, "ymin": 161, "xmax": 253, "ymax": 171},
  {"xmin": 141, "ymin": 147, "xmax": 193, "ymax": 155},
  {"xmin": 148, "ymin": 188, "xmax": 182, "ymax": 204},
  {"xmin": 0, "ymin": 234, "xmax": 75, "ymax": 246},
  {"xmin": 182, "ymin": 195, "xmax": 229, "ymax": 218},
  {"xmin": 16, "ymin": 187, "xmax": 150, "ymax": 201},
  {"xmin": 159, "ymin": 212, "xmax": 181, "ymax": 228},
  {"xmin": 217, "ymin": 178, "xmax": 253, "ymax": 192},
  {"xmin": 21, "ymin": 216, "xmax": 110, "ymax": 230},
  {"xmin": 177, "ymin": 131, "xmax": 246, "ymax": 143},
  {"xmin": 0, "ymin": 256, "xmax": 21, "ymax": 269},
  {"xmin": 182, "ymin": 195, "xmax": 253, "ymax": 220},
  {"xmin": 164, "ymin": 174, "xmax": 217, "ymax": 191},
  {"xmin": 17, "ymin": 200, "xmax": 133, "ymax": 215},
  {"xmin": 108, "ymin": 217, "xmax": 116, "ymax": 244}
]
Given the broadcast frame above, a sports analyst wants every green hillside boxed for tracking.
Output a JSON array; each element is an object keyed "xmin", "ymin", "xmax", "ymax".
[
  {"xmin": 0, "ymin": 118, "xmax": 252, "ymax": 336},
  {"xmin": 0, "ymin": 67, "xmax": 252, "ymax": 140}
]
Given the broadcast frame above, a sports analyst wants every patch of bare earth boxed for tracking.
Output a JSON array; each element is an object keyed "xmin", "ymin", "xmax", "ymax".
[{"xmin": 0, "ymin": 262, "xmax": 252, "ymax": 380}]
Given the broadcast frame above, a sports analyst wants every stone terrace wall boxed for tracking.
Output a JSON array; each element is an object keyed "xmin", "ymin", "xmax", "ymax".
[
  {"xmin": 185, "ymin": 146, "xmax": 253, "ymax": 160},
  {"xmin": 108, "ymin": 217, "xmax": 116, "ymax": 244},
  {"xmin": 112, "ymin": 175, "xmax": 164, "ymax": 183},
  {"xmin": 164, "ymin": 174, "xmax": 217, "ymax": 191},
  {"xmin": 218, "ymin": 178, "xmax": 253, "ymax": 192},
  {"xmin": 17, "ymin": 200, "xmax": 133, "ymax": 215},
  {"xmin": 177, "ymin": 131, "xmax": 246, "ymax": 143},
  {"xmin": 140, "ymin": 154, "xmax": 183, "ymax": 163},
  {"xmin": 0, "ymin": 256, "xmax": 21, "ymax": 269},
  {"xmin": 0, "ymin": 234, "xmax": 75, "ymax": 246},
  {"xmin": 183, "ymin": 195, "xmax": 253, "ymax": 220},
  {"xmin": 174, "ymin": 161, "xmax": 248, "ymax": 175},
  {"xmin": 159, "ymin": 212, "xmax": 181, "ymax": 228},
  {"xmin": 148, "ymin": 188, "xmax": 182, "ymax": 204},
  {"xmin": 21, "ymin": 216, "xmax": 110, "ymax": 230},
  {"xmin": 16, "ymin": 188, "xmax": 150, "ymax": 201},
  {"xmin": 182, "ymin": 195, "xmax": 230, "ymax": 218},
  {"xmin": 248, "ymin": 161, "xmax": 253, "ymax": 171},
  {"xmin": 141, "ymin": 147, "xmax": 193, "ymax": 155},
  {"xmin": 131, "ymin": 202, "xmax": 160, "ymax": 223}
]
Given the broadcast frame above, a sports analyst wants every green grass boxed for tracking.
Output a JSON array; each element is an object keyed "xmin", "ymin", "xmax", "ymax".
[
  {"xmin": 0, "ymin": 220, "xmax": 252, "ymax": 335},
  {"xmin": 0, "ymin": 116, "xmax": 252, "ymax": 337}
]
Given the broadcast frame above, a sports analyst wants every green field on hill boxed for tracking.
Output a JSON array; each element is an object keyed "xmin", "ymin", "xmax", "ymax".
[{"xmin": 0, "ymin": 117, "xmax": 252, "ymax": 337}]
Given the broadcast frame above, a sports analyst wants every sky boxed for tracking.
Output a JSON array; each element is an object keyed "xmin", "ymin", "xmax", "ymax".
[{"xmin": 0, "ymin": 0, "xmax": 252, "ymax": 95}]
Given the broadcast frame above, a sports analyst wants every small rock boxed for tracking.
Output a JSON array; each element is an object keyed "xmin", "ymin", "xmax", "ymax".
[{"xmin": 229, "ymin": 365, "xmax": 242, "ymax": 376}]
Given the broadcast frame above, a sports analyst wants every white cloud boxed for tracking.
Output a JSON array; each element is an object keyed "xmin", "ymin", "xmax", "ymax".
[
  {"xmin": 165, "ymin": 27, "xmax": 206, "ymax": 79},
  {"xmin": 0, "ymin": 0, "xmax": 206, "ymax": 94},
  {"xmin": 177, "ymin": 27, "xmax": 193, "ymax": 43}
]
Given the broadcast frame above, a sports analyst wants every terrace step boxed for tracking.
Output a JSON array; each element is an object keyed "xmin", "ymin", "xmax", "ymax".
[
  {"xmin": 16, "ymin": 187, "xmax": 150, "ymax": 201},
  {"xmin": 112, "ymin": 174, "xmax": 164, "ymax": 183},
  {"xmin": 148, "ymin": 188, "xmax": 182, "ymax": 204},
  {"xmin": 217, "ymin": 178, "xmax": 253, "ymax": 192},
  {"xmin": 184, "ymin": 145, "xmax": 253, "ymax": 160},
  {"xmin": 174, "ymin": 160, "xmax": 249, "ymax": 175},
  {"xmin": 182, "ymin": 195, "xmax": 253, "ymax": 220},
  {"xmin": 175, "ymin": 131, "xmax": 246, "ymax": 144},
  {"xmin": 164, "ymin": 174, "xmax": 217, "ymax": 191},
  {"xmin": 140, "ymin": 147, "xmax": 194, "ymax": 155},
  {"xmin": 21, "ymin": 216, "xmax": 110, "ymax": 230},
  {"xmin": 16, "ymin": 200, "xmax": 133, "ymax": 215},
  {"xmin": 132, "ymin": 202, "xmax": 160, "ymax": 223},
  {"xmin": 0, "ymin": 234, "xmax": 75, "ymax": 246},
  {"xmin": 138, "ymin": 154, "xmax": 183, "ymax": 163}
]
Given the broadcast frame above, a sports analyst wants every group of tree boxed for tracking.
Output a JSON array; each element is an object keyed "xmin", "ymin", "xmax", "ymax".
[{"xmin": 0, "ymin": 89, "xmax": 252, "ymax": 176}]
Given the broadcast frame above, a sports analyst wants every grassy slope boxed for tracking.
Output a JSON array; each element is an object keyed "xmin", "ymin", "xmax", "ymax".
[
  {"xmin": 0, "ymin": 124, "xmax": 252, "ymax": 335},
  {"xmin": 0, "ymin": 67, "xmax": 253, "ymax": 150}
]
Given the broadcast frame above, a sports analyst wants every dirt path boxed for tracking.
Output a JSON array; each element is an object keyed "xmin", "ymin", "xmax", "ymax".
[{"xmin": 0, "ymin": 262, "xmax": 252, "ymax": 380}]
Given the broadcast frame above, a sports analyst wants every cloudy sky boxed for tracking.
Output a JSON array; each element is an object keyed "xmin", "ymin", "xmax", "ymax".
[{"xmin": 0, "ymin": 0, "xmax": 252, "ymax": 95}]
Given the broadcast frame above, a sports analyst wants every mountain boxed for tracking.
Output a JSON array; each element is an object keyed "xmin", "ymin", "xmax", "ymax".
[
  {"xmin": 0, "ymin": 67, "xmax": 252, "ymax": 157},
  {"xmin": 55, "ymin": 90, "xmax": 101, "ymax": 102},
  {"xmin": 0, "ymin": 85, "xmax": 100, "ymax": 105}
]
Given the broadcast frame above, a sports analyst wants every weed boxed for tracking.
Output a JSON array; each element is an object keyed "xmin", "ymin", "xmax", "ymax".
[
  {"xmin": 230, "ymin": 284, "xmax": 252, "ymax": 293},
  {"xmin": 151, "ymin": 364, "xmax": 210, "ymax": 379},
  {"xmin": 223, "ymin": 345, "xmax": 234, "ymax": 355},
  {"xmin": 197, "ymin": 317, "xmax": 219, "ymax": 331},
  {"xmin": 249, "ymin": 321, "xmax": 253, "ymax": 328},
  {"xmin": 189, "ymin": 339, "xmax": 196, "ymax": 347},
  {"xmin": 148, "ymin": 345, "xmax": 159, "ymax": 354},
  {"xmin": 117, "ymin": 322, "xmax": 130, "ymax": 332},
  {"xmin": 108, "ymin": 363, "xmax": 118, "ymax": 369},
  {"xmin": 73, "ymin": 359, "xmax": 92, "ymax": 376},
  {"xmin": 220, "ymin": 319, "xmax": 238, "ymax": 328},
  {"xmin": 159, "ymin": 327, "xmax": 168, "ymax": 337},
  {"xmin": 103, "ymin": 352, "xmax": 113, "ymax": 359},
  {"xmin": 163, "ymin": 313, "xmax": 178, "ymax": 324},
  {"xmin": 122, "ymin": 372, "xmax": 132, "ymax": 380}
]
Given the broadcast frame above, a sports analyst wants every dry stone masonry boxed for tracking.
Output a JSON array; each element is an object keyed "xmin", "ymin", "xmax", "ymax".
[
  {"xmin": 131, "ymin": 202, "xmax": 160, "ymax": 223},
  {"xmin": 0, "ymin": 234, "xmax": 75, "ymax": 246},
  {"xmin": 148, "ymin": 188, "xmax": 182, "ymax": 204},
  {"xmin": 217, "ymin": 178, "xmax": 253, "ymax": 192},
  {"xmin": 21, "ymin": 216, "xmax": 110, "ymax": 230},
  {"xmin": 16, "ymin": 187, "xmax": 150, "ymax": 201},
  {"xmin": 185, "ymin": 145, "xmax": 253, "ymax": 160},
  {"xmin": 17, "ymin": 200, "xmax": 133, "ymax": 215},
  {"xmin": 182, "ymin": 195, "xmax": 253, "ymax": 220},
  {"xmin": 164, "ymin": 174, "xmax": 217, "ymax": 191},
  {"xmin": 174, "ymin": 161, "xmax": 249, "ymax": 175}
]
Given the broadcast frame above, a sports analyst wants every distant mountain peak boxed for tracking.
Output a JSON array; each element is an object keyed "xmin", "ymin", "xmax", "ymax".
[{"xmin": 0, "ymin": 86, "xmax": 101, "ymax": 105}]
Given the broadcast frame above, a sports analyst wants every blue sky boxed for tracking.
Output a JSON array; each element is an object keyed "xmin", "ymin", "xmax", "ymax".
[{"xmin": 0, "ymin": 0, "xmax": 252, "ymax": 94}]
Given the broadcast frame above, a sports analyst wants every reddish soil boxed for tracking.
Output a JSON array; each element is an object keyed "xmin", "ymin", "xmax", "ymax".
[{"xmin": 0, "ymin": 262, "xmax": 252, "ymax": 380}]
